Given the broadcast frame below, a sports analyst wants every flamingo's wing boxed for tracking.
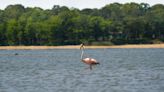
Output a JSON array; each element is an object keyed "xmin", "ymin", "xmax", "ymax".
[{"xmin": 83, "ymin": 58, "xmax": 98, "ymax": 64}]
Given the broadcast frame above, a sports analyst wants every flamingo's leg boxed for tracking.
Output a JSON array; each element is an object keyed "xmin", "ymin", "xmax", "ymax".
[{"xmin": 89, "ymin": 65, "xmax": 92, "ymax": 70}]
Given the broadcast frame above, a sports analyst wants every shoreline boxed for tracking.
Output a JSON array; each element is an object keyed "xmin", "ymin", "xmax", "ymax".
[{"xmin": 0, "ymin": 44, "xmax": 164, "ymax": 50}]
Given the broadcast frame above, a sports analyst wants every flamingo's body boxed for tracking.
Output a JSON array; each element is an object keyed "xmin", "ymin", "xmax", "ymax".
[
  {"xmin": 82, "ymin": 58, "xmax": 98, "ymax": 65},
  {"xmin": 80, "ymin": 44, "xmax": 99, "ymax": 70}
]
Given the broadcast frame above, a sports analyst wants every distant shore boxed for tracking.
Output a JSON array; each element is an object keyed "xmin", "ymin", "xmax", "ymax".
[{"xmin": 0, "ymin": 44, "xmax": 164, "ymax": 50}]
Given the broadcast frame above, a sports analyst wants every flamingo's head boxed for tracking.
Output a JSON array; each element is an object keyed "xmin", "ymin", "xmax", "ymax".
[{"xmin": 80, "ymin": 43, "xmax": 84, "ymax": 49}]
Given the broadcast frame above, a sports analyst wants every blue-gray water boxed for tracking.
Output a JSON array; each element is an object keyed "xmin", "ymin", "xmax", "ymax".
[{"xmin": 0, "ymin": 49, "xmax": 164, "ymax": 92}]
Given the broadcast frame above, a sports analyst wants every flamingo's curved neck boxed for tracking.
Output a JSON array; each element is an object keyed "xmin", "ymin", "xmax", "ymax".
[{"xmin": 81, "ymin": 48, "xmax": 84, "ymax": 60}]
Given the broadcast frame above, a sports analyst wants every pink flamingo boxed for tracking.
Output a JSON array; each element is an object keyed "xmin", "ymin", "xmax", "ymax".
[{"xmin": 80, "ymin": 43, "xmax": 100, "ymax": 70}]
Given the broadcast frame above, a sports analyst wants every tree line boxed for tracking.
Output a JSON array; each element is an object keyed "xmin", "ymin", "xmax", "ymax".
[{"xmin": 0, "ymin": 3, "xmax": 164, "ymax": 46}]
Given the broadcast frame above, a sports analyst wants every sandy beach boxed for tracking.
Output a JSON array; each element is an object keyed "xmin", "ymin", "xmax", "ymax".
[{"xmin": 0, "ymin": 44, "xmax": 164, "ymax": 50}]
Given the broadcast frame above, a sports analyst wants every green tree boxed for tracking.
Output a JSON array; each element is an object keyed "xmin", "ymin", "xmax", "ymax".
[
  {"xmin": 4, "ymin": 4, "xmax": 25, "ymax": 20},
  {"xmin": 6, "ymin": 19, "xmax": 19, "ymax": 45},
  {"xmin": 0, "ymin": 3, "xmax": 164, "ymax": 46},
  {"xmin": 101, "ymin": 3, "xmax": 123, "ymax": 20}
]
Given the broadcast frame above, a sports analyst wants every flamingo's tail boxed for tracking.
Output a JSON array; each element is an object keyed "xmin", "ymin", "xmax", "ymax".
[{"xmin": 94, "ymin": 62, "xmax": 100, "ymax": 65}]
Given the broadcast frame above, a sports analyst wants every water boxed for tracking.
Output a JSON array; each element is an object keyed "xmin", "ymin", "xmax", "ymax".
[{"xmin": 0, "ymin": 49, "xmax": 164, "ymax": 92}]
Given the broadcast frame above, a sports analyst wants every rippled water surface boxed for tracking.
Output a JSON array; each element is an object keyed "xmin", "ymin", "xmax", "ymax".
[{"xmin": 0, "ymin": 49, "xmax": 164, "ymax": 92}]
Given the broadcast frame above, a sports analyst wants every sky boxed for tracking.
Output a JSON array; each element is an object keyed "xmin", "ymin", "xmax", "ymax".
[{"xmin": 0, "ymin": 0, "xmax": 164, "ymax": 10}]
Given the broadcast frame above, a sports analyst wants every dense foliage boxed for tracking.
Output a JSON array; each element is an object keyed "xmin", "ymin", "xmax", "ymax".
[{"xmin": 0, "ymin": 3, "xmax": 164, "ymax": 46}]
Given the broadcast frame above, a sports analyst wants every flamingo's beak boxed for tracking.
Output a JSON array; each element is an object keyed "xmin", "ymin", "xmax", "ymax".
[{"xmin": 80, "ymin": 44, "xmax": 84, "ymax": 49}]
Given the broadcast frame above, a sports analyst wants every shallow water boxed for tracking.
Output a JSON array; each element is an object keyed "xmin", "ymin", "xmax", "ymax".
[{"xmin": 0, "ymin": 49, "xmax": 164, "ymax": 92}]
